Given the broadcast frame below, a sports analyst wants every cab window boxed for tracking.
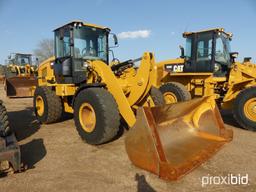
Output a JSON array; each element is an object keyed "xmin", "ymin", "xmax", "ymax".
[{"xmin": 55, "ymin": 28, "xmax": 71, "ymax": 58}]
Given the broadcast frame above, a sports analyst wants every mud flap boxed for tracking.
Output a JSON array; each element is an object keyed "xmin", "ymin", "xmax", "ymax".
[
  {"xmin": 5, "ymin": 77, "xmax": 37, "ymax": 97},
  {"xmin": 125, "ymin": 96, "xmax": 233, "ymax": 181}
]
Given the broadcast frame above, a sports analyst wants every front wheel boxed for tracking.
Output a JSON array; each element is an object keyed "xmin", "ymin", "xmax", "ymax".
[
  {"xmin": 233, "ymin": 87, "xmax": 256, "ymax": 131},
  {"xmin": 73, "ymin": 88, "xmax": 120, "ymax": 145}
]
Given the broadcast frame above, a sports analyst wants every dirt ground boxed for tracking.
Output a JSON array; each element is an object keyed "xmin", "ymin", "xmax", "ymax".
[{"xmin": 0, "ymin": 84, "xmax": 255, "ymax": 192}]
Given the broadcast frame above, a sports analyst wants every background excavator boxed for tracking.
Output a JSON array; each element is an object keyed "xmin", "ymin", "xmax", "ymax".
[
  {"xmin": 156, "ymin": 28, "xmax": 256, "ymax": 131},
  {"xmin": 4, "ymin": 53, "xmax": 38, "ymax": 97},
  {"xmin": 33, "ymin": 21, "xmax": 232, "ymax": 180}
]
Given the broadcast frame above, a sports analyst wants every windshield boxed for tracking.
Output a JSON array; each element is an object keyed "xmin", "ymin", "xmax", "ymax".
[
  {"xmin": 15, "ymin": 55, "xmax": 31, "ymax": 65},
  {"xmin": 73, "ymin": 26, "xmax": 108, "ymax": 62},
  {"xmin": 215, "ymin": 33, "xmax": 231, "ymax": 65}
]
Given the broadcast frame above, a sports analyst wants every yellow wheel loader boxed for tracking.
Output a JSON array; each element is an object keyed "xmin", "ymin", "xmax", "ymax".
[
  {"xmin": 4, "ymin": 53, "xmax": 38, "ymax": 97},
  {"xmin": 156, "ymin": 28, "xmax": 256, "ymax": 131},
  {"xmin": 34, "ymin": 21, "xmax": 232, "ymax": 181}
]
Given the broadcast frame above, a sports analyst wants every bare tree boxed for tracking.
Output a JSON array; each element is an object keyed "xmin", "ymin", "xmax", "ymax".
[{"xmin": 34, "ymin": 39, "xmax": 54, "ymax": 63}]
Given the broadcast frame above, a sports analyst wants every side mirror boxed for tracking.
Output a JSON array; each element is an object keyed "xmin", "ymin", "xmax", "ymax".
[
  {"xmin": 230, "ymin": 52, "xmax": 238, "ymax": 58},
  {"xmin": 109, "ymin": 33, "xmax": 119, "ymax": 48},
  {"xmin": 243, "ymin": 57, "xmax": 252, "ymax": 63},
  {"xmin": 230, "ymin": 52, "xmax": 238, "ymax": 63},
  {"xmin": 35, "ymin": 58, "xmax": 39, "ymax": 66},
  {"xmin": 179, "ymin": 45, "xmax": 185, "ymax": 58},
  {"xmin": 113, "ymin": 34, "xmax": 118, "ymax": 46}
]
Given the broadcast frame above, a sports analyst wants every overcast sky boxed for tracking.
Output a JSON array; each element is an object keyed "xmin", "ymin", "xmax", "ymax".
[{"xmin": 0, "ymin": 0, "xmax": 255, "ymax": 64}]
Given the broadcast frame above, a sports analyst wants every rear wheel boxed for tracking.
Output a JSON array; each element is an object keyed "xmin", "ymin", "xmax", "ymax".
[
  {"xmin": 0, "ymin": 101, "xmax": 11, "ymax": 137},
  {"xmin": 33, "ymin": 87, "xmax": 63, "ymax": 124},
  {"xmin": 159, "ymin": 82, "xmax": 191, "ymax": 104},
  {"xmin": 233, "ymin": 87, "xmax": 256, "ymax": 131},
  {"xmin": 74, "ymin": 88, "xmax": 120, "ymax": 145}
]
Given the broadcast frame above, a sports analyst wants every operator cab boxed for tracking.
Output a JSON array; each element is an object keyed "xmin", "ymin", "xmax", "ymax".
[
  {"xmin": 8, "ymin": 53, "xmax": 32, "ymax": 66},
  {"xmin": 53, "ymin": 21, "xmax": 112, "ymax": 84},
  {"xmin": 182, "ymin": 28, "xmax": 232, "ymax": 76}
]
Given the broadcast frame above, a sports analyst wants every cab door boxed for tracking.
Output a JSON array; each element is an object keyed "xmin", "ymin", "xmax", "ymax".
[{"xmin": 184, "ymin": 32, "xmax": 215, "ymax": 73}]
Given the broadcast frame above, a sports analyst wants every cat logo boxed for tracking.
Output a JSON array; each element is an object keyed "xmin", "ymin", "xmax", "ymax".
[{"xmin": 165, "ymin": 64, "xmax": 184, "ymax": 73}]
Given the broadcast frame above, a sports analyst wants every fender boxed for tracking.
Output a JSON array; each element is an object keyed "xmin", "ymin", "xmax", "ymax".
[{"xmin": 72, "ymin": 83, "xmax": 106, "ymax": 107}]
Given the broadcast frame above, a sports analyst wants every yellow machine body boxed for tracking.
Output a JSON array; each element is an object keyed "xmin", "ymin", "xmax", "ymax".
[
  {"xmin": 155, "ymin": 28, "xmax": 256, "ymax": 130},
  {"xmin": 35, "ymin": 22, "xmax": 232, "ymax": 180},
  {"xmin": 158, "ymin": 59, "xmax": 256, "ymax": 108},
  {"xmin": 37, "ymin": 52, "xmax": 159, "ymax": 127}
]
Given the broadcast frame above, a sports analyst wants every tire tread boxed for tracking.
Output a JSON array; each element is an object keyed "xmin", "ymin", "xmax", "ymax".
[{"xmin": 160, "ymin": 82, "xmax": 191, "ymax": 102}]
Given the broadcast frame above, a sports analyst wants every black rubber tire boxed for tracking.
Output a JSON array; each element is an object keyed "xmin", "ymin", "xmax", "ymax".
[
  {"xmin": 0, "ymin": 100, "xmax": 11, "ymax": 137},
  {"xmin": 150, "ymin": 86, "xmax": 165, "ymax": 106},
  {"xmin": 159, "ymin": 82, "xmax": 191, "ymax": 103},
  {"xmin": 74, "ymin": 88, "xmax": 120, "ymax": 145},
  {"xmin": 33, "ymin": 86, "xmax": 63, "ymax": 124},
  {"xmin": 233, "ymin": 87, "xmax": 256, "ymax": 131}
]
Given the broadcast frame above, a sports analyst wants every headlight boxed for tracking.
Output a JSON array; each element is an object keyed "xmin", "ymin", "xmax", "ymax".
[
  {"xmin": 214, "ymin": 63, "xmax": 221, "ymax": 72},
  {"xmin": 83, "ymin": 62, "xmax": 89, "ymax": 68}
]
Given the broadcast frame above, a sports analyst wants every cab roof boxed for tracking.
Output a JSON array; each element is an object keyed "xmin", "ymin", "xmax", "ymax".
[
  {"xmin": 12, "ymin": 53, "xmax": 32, "ymax": 56},
  {"xmin": 183, "ymin": 28, "xmax": 232, "ymax": 38},
  {"xmin": 53, "ymin": 20, "xmax": 110, "ymax": 32}
]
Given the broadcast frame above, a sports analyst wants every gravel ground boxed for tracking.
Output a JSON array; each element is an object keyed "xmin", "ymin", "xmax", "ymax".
[{"xmin": 0, "ymin": 84, "xmax": 255, "ymax": 192}]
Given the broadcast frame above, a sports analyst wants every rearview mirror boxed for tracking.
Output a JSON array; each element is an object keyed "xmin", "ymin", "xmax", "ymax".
[
  {"xmin": 109, "ymin": 33, "xmax": 119, "ymax": 48},
  {"xmin": 179, "ymin": 45, "xmax": 185, "ymax": 58},
  {"xmin": 113, "ymin": 34, "xmax": 118, "ymax": 45},
  {"xmin": 35, "ymin": 58, "xmax": 39, "ymax": 66},
  {"xmin": 230, "ymin": 52, "xmax": 239, "ymax": 63}
]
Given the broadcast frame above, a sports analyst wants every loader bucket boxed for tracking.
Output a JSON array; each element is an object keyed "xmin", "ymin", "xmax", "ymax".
[
  {"xmin": 0, "ymin": 134, "xmax": 21, "ymax": 173},
  {"xmin": 125, "ymin": 96, "xmax": 233, "ymax": 181},
  {"xmin": 5, "ymin": 76, "xmax": 37, "ymax": 97}
]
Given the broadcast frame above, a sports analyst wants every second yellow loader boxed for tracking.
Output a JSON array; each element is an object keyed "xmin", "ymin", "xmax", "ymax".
[
  {"xmin": 156, "ymin": 28, "xmax": 256, "ymax": 131},
  {"xmin": 34, "ymin": 21, "xmax": 232, "ymax": 181},
  {"xmin": 4, "ymin": 53, "xmax": 37, "ymax": 97}
]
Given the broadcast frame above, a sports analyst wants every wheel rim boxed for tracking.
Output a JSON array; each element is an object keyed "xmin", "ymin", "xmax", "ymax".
[
  {"xmin": 36, "ymin": 96, "xmax": 44, "ymax": 116},
  {"xmin": 244, "ymin": 98, "xmax": 256, "ymax": 122},
  {"xmin": 163, "ymin": 92, "xmax": 178, "ymax": 104},
  {"xmin": 79, "ymin": 103, "xmax": 96, "ymax": 133}
]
